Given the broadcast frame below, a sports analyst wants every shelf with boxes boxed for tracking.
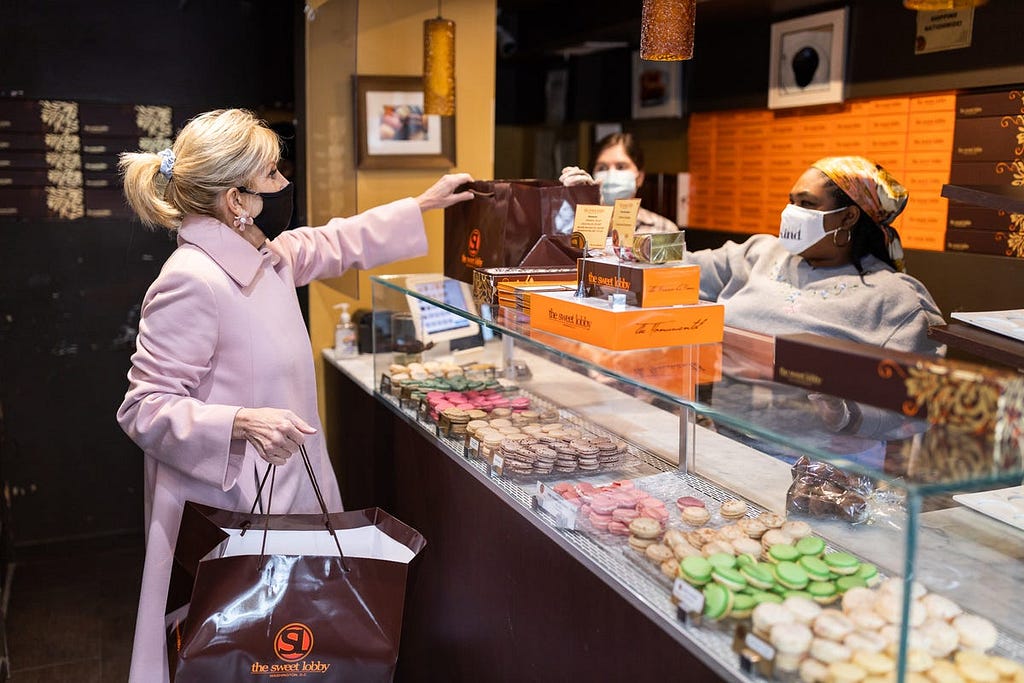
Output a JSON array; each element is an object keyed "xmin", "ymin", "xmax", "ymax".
[{"xmin": 367, "ymin": 273, "xmax": 1024, "ymax": 682}]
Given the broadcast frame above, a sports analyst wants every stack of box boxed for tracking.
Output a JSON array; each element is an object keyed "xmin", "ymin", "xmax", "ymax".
[{"xmin": 946, "ymin": 88, "xmax": 1024, "ymax": 258}]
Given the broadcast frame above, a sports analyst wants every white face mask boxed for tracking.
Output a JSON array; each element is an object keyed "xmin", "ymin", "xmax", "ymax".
[
  {"xmin": 778, "ymin": 204, "xmax": 846, "ymax": 254},
  {"xmin": 593, "ymin": 168, "xmax": 637, "ymax": 205}
]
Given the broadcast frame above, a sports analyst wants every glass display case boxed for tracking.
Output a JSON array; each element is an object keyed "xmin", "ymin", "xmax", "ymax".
[{"xmin": 370, "ymin": 273, "xmax": 1024, "ymax": 683}]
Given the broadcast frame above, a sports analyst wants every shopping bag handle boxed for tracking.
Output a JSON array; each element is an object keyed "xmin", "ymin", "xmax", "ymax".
[{"xmin": 245, "ymin": 445, "xmax": 350, "ymax": 573}]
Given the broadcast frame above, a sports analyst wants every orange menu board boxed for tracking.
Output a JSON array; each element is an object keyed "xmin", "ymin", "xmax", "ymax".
[{"xmin": 687, "ymin": 92, "xmax": 955, "ymax": 251}]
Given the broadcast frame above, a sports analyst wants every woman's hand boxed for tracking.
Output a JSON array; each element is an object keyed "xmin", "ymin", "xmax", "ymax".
[
  {"xmin": 559, "ymin": 166, "xmax": 595, "ymax": 187},
  {"xmin": 808, "ymin": 393, "xmax": 862, "ymax": 434},
  {"xmin": 415, "ymin": 172, "xmax": 475, "ymax": 211},
  {"xmin": 232, "ymin": 407, "xmax": 317, "ymax": 466}
]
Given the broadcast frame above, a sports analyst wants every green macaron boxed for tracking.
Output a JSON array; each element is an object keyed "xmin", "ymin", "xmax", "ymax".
[
  {"xmin": 680, "ymin": 556, "xmax": 713, "ymax": 586},
  {"xmin": 798, "ymin": 555, "xmax": 832, "ymax": 582},
  {"xmin": 707, "ymin": 552, "xmax": 737, "ymax": 571},
  {"xmin": 749, "ymin": 590, "xmax": 784, "ymax": 604},
  {"xmin": 795, "ymin": 536, "xmax": 826, "ymax": 557},
  {"xmin": 783, "ymin": 590, "xmax": 815, "ymax": 601},
  {"xmin": 773, "ymin": 561, "xmax": 810, "ymax": 590},
  {"xmin": 730, "ymin": 592, "xmax": 757, "ymax": 619},
  {"xmin": 767, "ymin": 544, "xmax": 801, "ymax": 564},
  {"xmin": 739, "ymin": 562, "xmax": 776, "ymax": 590},
  {"xmin": 735, "ymin": 553, "xmax": 759, "ymax": 569},
  {"xmin": 836, "ymin": 575, "xmax": 868, "ymax": 592},
  {"xmin": 806, "ymin": 580, "xmax": 838, "ymax": 604},
  {"xmin": 702, "ymin": 583, "xmax": 734, "ymax": 620},
  {"xmin": 823, "ymin": 551, "xmax": 860, "ymax": 576},
  {"xmin": 712, "ymin": 566, "xmax": 748, "ymax": 592},
  {"xmin": 855, "ymin": 562, "xmax": 880, "ymax": 585}
]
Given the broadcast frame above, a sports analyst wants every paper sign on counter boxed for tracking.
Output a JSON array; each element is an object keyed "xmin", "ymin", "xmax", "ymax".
[
  {"xmin": 572, "ymin": 204, "xmax": 613, "ymax": 250},
  {"xmin": 610, "ymin": 198, "xmax": 641, "ymax": 245}
]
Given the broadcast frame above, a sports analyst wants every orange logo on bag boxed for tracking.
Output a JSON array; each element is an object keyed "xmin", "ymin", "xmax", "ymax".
[
  {"xmin": 274, "ymin": 622, "xmax": 314, "ymax": 662},
  {"xmin": 467, "ymin": 228, "xmax": 482, "ymax": 258}
]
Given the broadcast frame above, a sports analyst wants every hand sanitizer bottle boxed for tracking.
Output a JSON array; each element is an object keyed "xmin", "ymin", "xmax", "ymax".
[{"xmin": 333, "ymin": 303, "xmax": 358, "ymax": 359}]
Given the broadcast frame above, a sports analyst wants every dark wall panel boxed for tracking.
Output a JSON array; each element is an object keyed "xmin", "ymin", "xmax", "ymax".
[{"xmin": 0, "ymin": 0, "xmax": 299, "ymax": 544}]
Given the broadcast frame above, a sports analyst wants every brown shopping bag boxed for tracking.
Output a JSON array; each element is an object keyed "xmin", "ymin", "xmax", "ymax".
[
  {"xmin": 443, "ymin": 179, "xmax": 599, "ymax": 282},
  {"xmin": 166, "ymin": 451, "xmax": 426, "ymax": 682}
]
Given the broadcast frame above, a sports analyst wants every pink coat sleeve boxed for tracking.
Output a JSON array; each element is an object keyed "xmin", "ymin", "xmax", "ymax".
[
  {"xmin": 116, "ymin": 259, "xmax": 244, "ymax": 490},
  {"xmin": 273, "ymin": 197, "xmax": 428, "ymax": 286}
]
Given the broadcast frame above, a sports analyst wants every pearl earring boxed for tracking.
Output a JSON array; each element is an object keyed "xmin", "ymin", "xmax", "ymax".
[{"xmin": 233, "ymin": 214, "xmax": 254, "ymax": 231}]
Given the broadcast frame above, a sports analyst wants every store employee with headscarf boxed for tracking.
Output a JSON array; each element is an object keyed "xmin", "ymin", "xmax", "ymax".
[{"xmin": 685, "ymin": 156, "xmax": 944, "ymax": 356}]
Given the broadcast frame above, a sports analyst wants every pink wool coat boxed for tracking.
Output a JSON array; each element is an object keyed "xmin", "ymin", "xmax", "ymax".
[{"xmin": 117, "ymin": 198, "xmax": 427, "ymax": 683}]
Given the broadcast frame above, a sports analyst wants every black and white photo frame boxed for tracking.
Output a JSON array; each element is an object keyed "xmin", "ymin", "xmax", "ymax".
[{"xmin": 768, "ymin": 8, "xmax": 848, "ymax": 110}]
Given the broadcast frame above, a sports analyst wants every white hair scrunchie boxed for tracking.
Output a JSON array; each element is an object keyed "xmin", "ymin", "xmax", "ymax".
[{"xmin": 157, "ymin": 148, "xmax": 176, "ymax": 180}]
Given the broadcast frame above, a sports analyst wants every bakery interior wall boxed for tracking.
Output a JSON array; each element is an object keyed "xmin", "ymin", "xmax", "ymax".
[
  {"xmin": 305, "ymin": 0, "xmax": 497, "ymax": 432},
  {"xmin": 0, "ymin": 0, "xmax": 302, "ymax": 544},
  {"xmin": 493, "ymin": 0, "xmax": 1024, "ymax": 317}
]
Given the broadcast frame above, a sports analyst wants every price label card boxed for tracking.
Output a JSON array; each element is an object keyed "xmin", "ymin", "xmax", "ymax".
[
  {"xmin": 490, "ymin": 454, "xmax": 504, "ymax": 478},
  {"xmin": 572, "ymin": 204, "xmax": 614, "ymax": 251},
  {"xmin": 744, "ymin": 632, "xmax": 775, "ymax": 662},
  {"xmin": 672, "ymin": 578, "xmax": 704, "ymax": 614},
  {"xmin": 465, "ymin": 436, "xmax": 480, "ymax": 459},
  {"xmin": 610, "ymin": 198, "xmax": 641, "ymax": 245},
  {"xmin": 535, "ymin": 482, "xmax": 577, "ymax": 530}
]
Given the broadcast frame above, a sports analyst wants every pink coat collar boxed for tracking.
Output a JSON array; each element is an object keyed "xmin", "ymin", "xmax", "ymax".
[{"xmin": 177, "ymin": 215, "xmax": 279, "ymax": 287}]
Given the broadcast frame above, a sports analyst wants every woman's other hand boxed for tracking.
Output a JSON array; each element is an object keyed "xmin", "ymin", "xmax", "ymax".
[
  {"xmin": 807, "ymin": 393, "xmax": 862, "ymax": 434},
  {"xmin": 415, "ymin": 172, "xmax": 475, "ymax": 211},
  {"xmin": 232, "ymin": 407, "xmax": 317, "ymax": 466},
  {"xmin": 559, "ymin": 166, "xmax": 595, "ymax": 187}
]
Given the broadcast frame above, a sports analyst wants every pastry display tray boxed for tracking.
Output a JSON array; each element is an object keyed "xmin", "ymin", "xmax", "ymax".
[{"xmin": 953, "ymin": 485, "xmax": 1024, "ymax": 531}]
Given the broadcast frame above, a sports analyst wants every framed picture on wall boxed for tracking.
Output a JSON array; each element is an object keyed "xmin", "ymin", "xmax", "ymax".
[
  {"xmin": 354, "ymin": 75, "xmax": 455, "ymax": 169},
  {"xmin": 631, "ymin": 51, "xmax": 684, "ymax": 119},
  {"xmin": 768, "ymin": 8, "xmax": 848, "ymax": 110}
]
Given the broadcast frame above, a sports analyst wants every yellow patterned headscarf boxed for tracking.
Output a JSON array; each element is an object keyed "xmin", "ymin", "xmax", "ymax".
[{"xmin": 812, "ymin": 156, "xmax": 909, "ymax": 271}]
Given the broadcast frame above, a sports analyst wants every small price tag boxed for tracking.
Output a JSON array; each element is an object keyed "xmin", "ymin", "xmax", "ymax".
[
  {"xmin": 744, "ymin": 632, "xmax": 775, "ymax": 662},
  {"xmin": 535, "ymin": 482, "xmax": 577, "ymax": 530},
  {"xmin": 672, "ymin": 578, "xmax": 704, "ymax": 614},
  {"xmin": 379, "ymin": 374, "xmax": 392, "ymax": 395},
  {"xmin": 465, "ymin": 436, "xmax": 480, "ymax": 459},
  {"xmin": 490, "ymin": 454, "xmax": 504, "ymax": 477}
]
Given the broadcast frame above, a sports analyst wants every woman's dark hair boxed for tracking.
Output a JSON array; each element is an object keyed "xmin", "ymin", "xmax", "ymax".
[
  {"xmin": 824, "ymin": 177, "xmax": 897, "ymax": 274},
  {"xmin": 589, "ymin": 132, "xmax": 645, "ymax": 173}
]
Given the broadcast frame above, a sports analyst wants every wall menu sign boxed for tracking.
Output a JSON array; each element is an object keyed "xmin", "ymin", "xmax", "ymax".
[{"xmin": 0, "ymin": 98, "xmax": 172, "ymax": 220}]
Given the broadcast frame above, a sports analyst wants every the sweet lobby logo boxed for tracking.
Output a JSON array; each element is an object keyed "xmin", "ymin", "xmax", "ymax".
[
  {"xmin": 249, "ymin": 622, "xmax": 332, "ymax": 677},
  {"xmin": 461, "ymin": 228, "xmax": 484, "ymax": 268},
  {"xmin": 586, "ymin": 272, "xmax": 631, "ymax": 290},
  {"xmin": 548, "ymin": 309, "xmax": 591, "ymax": 330}
]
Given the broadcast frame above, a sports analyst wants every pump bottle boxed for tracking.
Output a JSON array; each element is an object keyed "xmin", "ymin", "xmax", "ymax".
[{"xmin": 333, "ymin": 303, "xmax": 358, "ymax": 359}]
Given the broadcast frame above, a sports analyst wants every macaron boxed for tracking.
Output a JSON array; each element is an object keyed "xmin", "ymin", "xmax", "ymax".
[
  {"xmin": 712, "ymin": 566, "xmax": 748, "ymax": 592},
  {"xmin": 681, "ymin": 506, "xmax": 711, "ymax": 526},
  {"xmin": 679, "ymin": 555, "xmax": 713, "ymax": 586},
  {"xmin": 628, "ymin": 516, "xmax": 662, "ymax": 540},
  {"xmin": 739, "ymin": 562, "xmax": 776, "ymax": 590},
  {"xmin": 676, "ymin": 495, "xmax": 706, "ymax": 510},
  {"xmin": 730, "ymin": 592, "xmax": 757, "ymax": 619},
  {"xmin": 749, "ymin": 590, "xmax": 784, "ymax": 605},
  {"xmin": 855, "ymin": 562, "xmax": 880, "ymax": 586},
  {"xmin": 823, "ymin": 551, "xmax": 861, "ymax": 576},
  {"xmin": 767, "ymin": 543, "xmax": 801, "ymax": 564},
  {"xmin": 799, "ymin": 555, "xmax": 832, "ymax": 582},
  {"xmin": 836, "ymin": 575, "xmax": 868, "ymax": 592},
  {"xmin": 719, "ymin": 498, "xmax": 749, "ymax": 519},
  {"xmin": 702, "ymin": 582, "xmax": 734, "ymax": 620},
  {"xmin": 807, "ymin": 580, "xmax": 839, "ymax": 604},
  {"xmin": 783, "ymin": 590, "xmax": 815, "ymax": 601},
  {"xmin": 706, "ymin": 552, "xmax": 737, "ymax": 571},
  {"xmin": 774, "ymin": 561, "xmax": 810, "ymax": 590},
  {"xmin": 795, "ymin": 535, "xmax": 826, "ymax": 557}
]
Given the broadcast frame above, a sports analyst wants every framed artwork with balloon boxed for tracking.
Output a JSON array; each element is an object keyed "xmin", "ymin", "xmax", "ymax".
[{"xmin": 768, "ymin": 8, "xmax": 848, "ymax": 110}]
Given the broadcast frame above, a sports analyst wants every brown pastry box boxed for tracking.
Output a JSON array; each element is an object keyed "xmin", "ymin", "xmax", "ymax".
[
  {"xmin": 952, "ymin": 115, "xmax": 1024, "ymax": 161},
  {"xmin": 945, "ymin": 228, "xmax": 1024, "ymax": 258},
  {"xmin": 955, "ymin": 89, "xmax": 1024, "ymax": 118},
  {"xmin": 949, "ymin": 160, "xmax": 1024, "ymax": 188},
  {"xmin": 0, "ymin": 99, "xmax": 79, "ymax": 133},
  {"xmin": 578, "ymin": 256, "xmax": 700, "ymax": 308},
  {"xmin": 78, "ymin": 102, "xmax": 173, "ymax": 138},
  {"xmin": 946, "ymin": 202, "xmax": 1019, "ymax": 232},
  {"xmin": 0, "ymin": 186, "xmax": 84, "ymax": 220},
  {"xmin": 773, "ymin": 332, "xmax": 1022, "ymax": 434},
  {"xmin": 472, "ymin": 265, "xmax": 578, "ymax": 307}
]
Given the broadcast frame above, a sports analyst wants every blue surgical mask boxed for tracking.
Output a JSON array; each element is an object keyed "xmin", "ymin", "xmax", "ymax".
[
  {"xmin": 593, "ymin": 169, "xmax": 637, "ymax": 205},
  {"xmin": 778, "ymin": 204, "xmax": 846, "ymax": 254}
]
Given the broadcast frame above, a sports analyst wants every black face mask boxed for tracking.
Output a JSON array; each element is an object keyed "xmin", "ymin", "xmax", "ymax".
[{"xmin": 238, "ymin": 181, "xmax": 294, "ymax": 241}]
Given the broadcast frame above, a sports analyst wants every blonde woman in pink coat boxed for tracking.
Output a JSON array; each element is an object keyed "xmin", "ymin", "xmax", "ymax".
[{"xmin": 117, "ymin": 109, "xmax": 472, "ymax": 682}]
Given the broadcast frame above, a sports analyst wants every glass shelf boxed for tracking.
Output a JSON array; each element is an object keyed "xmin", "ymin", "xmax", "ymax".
[{"xmin": 372, "ymin": 273, "xmax": 1024, "ymax": 496}]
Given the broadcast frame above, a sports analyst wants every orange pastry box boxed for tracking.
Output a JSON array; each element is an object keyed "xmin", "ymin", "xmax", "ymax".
[
  {"xmin": 529, "ymin": 290, "xmax": 725, "ymax": 351},
  {"xmin": 578, "ymin": 256, "xmax": 701, "ymax": 308}
]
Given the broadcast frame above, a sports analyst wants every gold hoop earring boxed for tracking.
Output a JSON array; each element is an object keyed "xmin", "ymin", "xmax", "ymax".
[{"xmin": 832, "ymin": 227, "xmax": 851, "ymax": 247}]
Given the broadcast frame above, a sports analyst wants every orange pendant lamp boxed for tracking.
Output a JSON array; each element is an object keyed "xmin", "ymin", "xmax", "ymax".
[
  {"xmin": 423, "ymin": 2, "xmax": 455, "ymax": 116},
  {"xmin": 640, "ymin": 0, "xmax": 697, "ymax": 61}
]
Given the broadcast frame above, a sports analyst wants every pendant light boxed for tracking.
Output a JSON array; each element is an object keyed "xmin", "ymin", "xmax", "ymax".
[
  {"xmin": 423, "ymin": 2, "xmax": 455, "ymax": 116},
  {"xmin": 640, "ymin": 0, "xmax": 697, "ymax": 61},
  {"xmin": 903, "ymin": 0, "xmax": 986, "ymax": 8}
]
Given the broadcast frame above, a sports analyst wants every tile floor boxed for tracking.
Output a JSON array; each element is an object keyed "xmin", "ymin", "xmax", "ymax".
[{"xmin": 5, "ymin": 533, "xmax": 144, "ymax": 682}]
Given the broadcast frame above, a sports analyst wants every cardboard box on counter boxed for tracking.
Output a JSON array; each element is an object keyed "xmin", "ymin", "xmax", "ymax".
[
  {"xmin": 578, "ymin": 256, "xmax": 700, "ymax": 308},
  {"xmin": 952, "ymin": 115, "xmax": 1024, "ymax": 162},
  {"xmin": 947, "ymin": 202, "xmax": 1021, "ymax": 232},
  {"xmin": 956, "ymin": 89, "xmax": 1024, "ymax": 118},
  {"xmin": 472, "ymin": 266, "xmax": 578, "ymax": 307},
  {"xmin": 949, "ymin": 160, "xmax": 1024, "ymax": 188},
  {"xmin": 530, "ymin": 290, "xmax": 724, "ymax": 351},
  {"xmin": 945, "ymin": 228, "xmax": 1024, "ymax": 258},
  {"xmin": 773, "ymin": 332, "xmax": 1022, "ymax": 434}
]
